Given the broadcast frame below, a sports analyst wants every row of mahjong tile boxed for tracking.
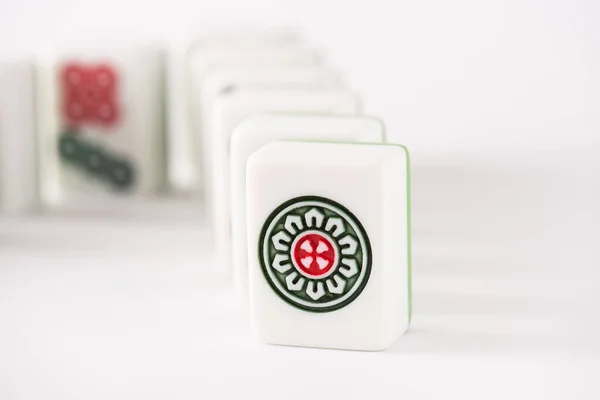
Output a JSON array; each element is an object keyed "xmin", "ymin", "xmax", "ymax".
[
  {"xmin": 216, "ymin": 113, "xmax": 411, "ymax": 351},
  {"xmin": 0, "ymin": 31, "xmax": 411, "ymax": 351},
  {"xmin": 0, "ymin": 28, "xmax": 344, "ymax": 211}
]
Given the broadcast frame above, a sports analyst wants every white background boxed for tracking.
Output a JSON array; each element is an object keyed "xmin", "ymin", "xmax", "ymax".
[{"xmin": 1, "ymin": 0, "xmax": 599, "ymax": 399}]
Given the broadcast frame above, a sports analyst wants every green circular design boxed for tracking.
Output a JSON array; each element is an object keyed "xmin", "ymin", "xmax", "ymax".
[
  {"xmin": 58, "ymin": 134, "xmax": 83, "ymax": 164},
  {"xmin": 57, "ymin": 130, "xmax": 136, "ymax": 191},
  {"xmin": 82, "ymin": 146, "xmax": 109, "ymax": 176},
  {"xmin": 258, "ymin": 196, "xmax": 372, "ymax": 313},
  {"xmin": 107, "ymin": 158, "xmax": 135, "ymax": 191}
]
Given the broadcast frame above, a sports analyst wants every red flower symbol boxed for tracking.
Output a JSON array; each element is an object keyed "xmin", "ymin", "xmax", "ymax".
[
  {"xmin": 292, "ymin": 233, "xmax": 337, "ymax": 277},
  {"xmin": 61, "ymin": 63, "xmax": 120, "ymax": 128}
]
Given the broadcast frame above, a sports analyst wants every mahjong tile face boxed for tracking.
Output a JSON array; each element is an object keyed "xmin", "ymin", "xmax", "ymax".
[
  {"xmin": 56, "ymin": 61, "xmax": 134, "ymax": 191},
  {"xmin": 246, "ymin": 140, "xmax": 411, "ymax": 351},
  {"xmin": 38, "ymin": 46, "xmax": 165, "ymax": 199}
]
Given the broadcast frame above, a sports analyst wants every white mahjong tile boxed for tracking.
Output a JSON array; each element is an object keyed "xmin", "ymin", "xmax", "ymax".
[
  {"xmin": 230, "ymin": 114, "xmax": 385, "ymax": 299},
  {"xmin": 208, "ymin": 89, "xmax": 361, "ymax": 273},
  {"xmin": 0, "ymin": 58, "xmax": 38, "ymax": 212},
  {"xmin": 165, "ymin": 28, "xmax": 302, "ymax": 191},
  {"xmin": 246, "ymin": 140, "xmax": 411, "ymax": 351},
  {"xmin": 36, "ymin": 44, "xmax": 165, "ymax": 200}
]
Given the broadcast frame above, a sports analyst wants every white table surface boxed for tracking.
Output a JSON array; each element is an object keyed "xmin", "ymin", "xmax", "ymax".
[{"xmin": 1, "ymin": 151, "xmax": 598, "ymax": 400}]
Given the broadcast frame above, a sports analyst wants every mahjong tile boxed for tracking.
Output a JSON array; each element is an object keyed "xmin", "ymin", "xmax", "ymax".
[
  {"xmin": 208, "ymin": 89, "xmax": 361, "ymax": 273},
  {"xmin": 230, "ymin": 114, "xmax": 385, "ymax": 299},
  {"xmin": 36, "ymin": 44, "xmax": 165, "ymax": 201},
  {"xmin": 246, "ymin": 140, "xmax": 411, "ymax": 351},
  {"xmin": 0, "ymin": 59, "xmax": 37, "ymax": 212}
]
